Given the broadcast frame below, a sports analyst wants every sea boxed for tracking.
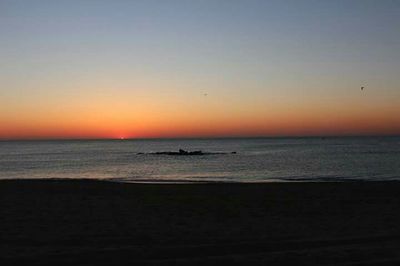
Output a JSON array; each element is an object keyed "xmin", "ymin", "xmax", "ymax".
[{"xmin": 0, "ymin": 137, "xmax": 399, "ymax": 183}]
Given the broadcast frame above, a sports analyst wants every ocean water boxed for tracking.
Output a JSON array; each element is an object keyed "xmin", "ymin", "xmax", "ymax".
[{"xmin": 0, "ymin": 137, "xmax": 399, "ymax": 182}]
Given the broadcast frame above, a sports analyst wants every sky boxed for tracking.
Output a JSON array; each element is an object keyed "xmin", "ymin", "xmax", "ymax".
[{"xmin": 1, "ymin": 0, "xmax": 400, "ymax": 139}]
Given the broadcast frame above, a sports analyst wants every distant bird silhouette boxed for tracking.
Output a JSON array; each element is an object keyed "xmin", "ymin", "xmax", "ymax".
[{"xmin": 361, "ymin": 86, "xmax": 364, "ymax": 91}]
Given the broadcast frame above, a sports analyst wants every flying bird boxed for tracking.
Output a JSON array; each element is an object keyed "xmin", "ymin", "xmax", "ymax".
[{"xmin": 361, "ymin": 86, "xmax": 364, "ymax": 91}]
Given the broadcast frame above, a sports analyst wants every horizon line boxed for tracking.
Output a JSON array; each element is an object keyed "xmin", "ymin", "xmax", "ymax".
[{"xmin": 1, "ymin": 134, "xmax": 399, "ymax": 141}]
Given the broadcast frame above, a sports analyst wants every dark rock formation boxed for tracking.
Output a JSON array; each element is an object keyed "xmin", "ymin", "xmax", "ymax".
[{"xmin": 137, "ymin": 149, "xmax": 237, "ymax": 156}]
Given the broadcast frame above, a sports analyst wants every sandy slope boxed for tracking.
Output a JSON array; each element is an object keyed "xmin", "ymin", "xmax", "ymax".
[{"xmin": 1, "ymin": 180, "xmax": 400, "ymax": 265}]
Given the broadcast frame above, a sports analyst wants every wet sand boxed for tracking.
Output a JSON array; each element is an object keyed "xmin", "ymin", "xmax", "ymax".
[{"xmin": 1, "ymin": 179, "xmax": 400, "ymax": 265}]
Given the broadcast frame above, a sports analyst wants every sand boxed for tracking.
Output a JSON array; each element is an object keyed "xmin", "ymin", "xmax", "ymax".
[{"xmin": 1, "ymin": 179, "xmax": 400, "ymax": 265}]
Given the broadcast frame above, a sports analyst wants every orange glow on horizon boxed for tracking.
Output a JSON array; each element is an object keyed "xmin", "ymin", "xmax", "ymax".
[
  {"xmin": 1, "ymin": 104, "xmax": 399, "ymax": 140},
  {"xmin": 1, "ymin": 84, "xmax": 399, "ymax": 140}
]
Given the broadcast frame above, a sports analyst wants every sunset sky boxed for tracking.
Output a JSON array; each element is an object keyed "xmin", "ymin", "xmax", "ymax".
[{"xmin": 1, "ymin": 0, "xmax": 400, "ymax": 139}]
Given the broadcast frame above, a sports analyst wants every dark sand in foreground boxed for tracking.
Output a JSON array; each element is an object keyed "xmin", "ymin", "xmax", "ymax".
[{"xmin": 1, "ymin": 180, "xmax": 400, "ymax": 265}]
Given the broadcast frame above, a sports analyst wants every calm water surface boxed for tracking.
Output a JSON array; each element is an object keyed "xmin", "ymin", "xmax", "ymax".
[{"xmin": 0, "ymin": 137, "xmax": 399, "ymax": 182}]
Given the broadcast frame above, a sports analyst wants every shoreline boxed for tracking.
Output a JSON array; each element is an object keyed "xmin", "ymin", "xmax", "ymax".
[
  {"xmin": 2, "ymin": 179, "xmax": 400, "ymax": 265},
  {"xmin": 1, "ymin": 177, "xmax": 397, "ymax": 184}
]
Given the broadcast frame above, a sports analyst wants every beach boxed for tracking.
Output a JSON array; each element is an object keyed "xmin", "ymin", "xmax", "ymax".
[{"xmin": 1, "ymin": 179, "xmax": 400, "ymax": 265}]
